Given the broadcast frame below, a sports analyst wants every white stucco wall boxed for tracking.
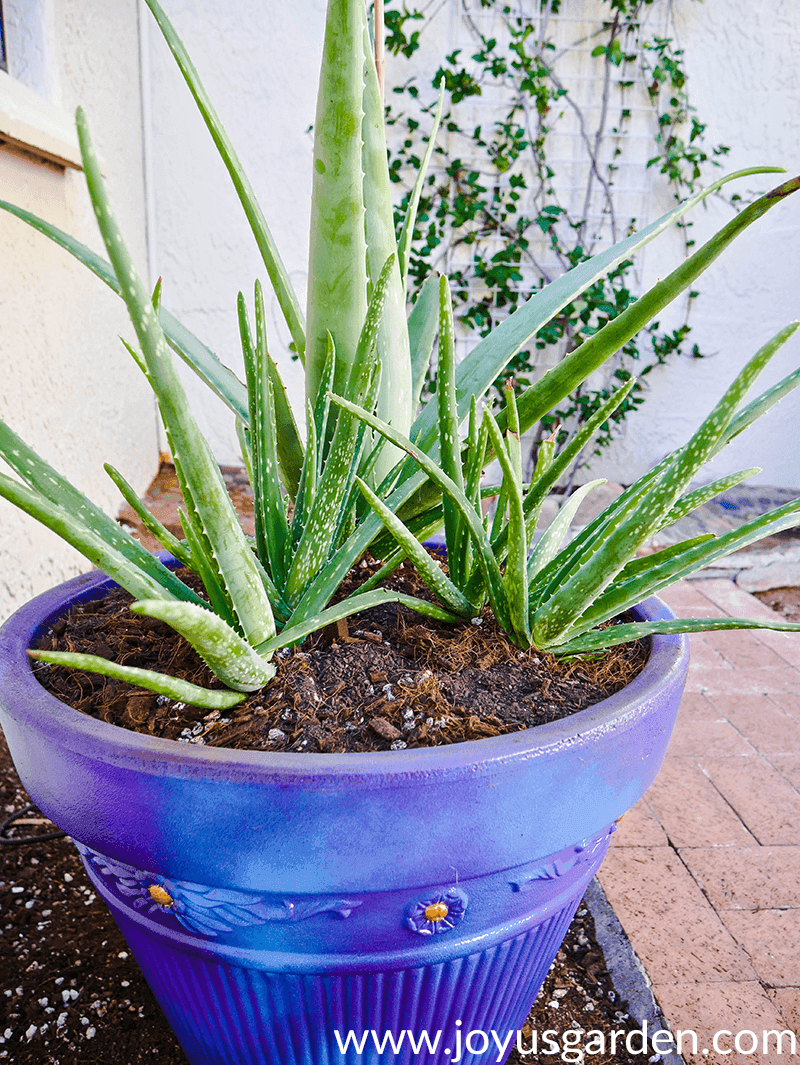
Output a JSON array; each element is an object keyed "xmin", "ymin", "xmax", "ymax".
[
  {"xmin": 0, "ymin": 0, "xmax": 159, "ymax": 618},
  {"xmin": 579, "ymin": 0, "xmax": 800, "ymax": 488},
  {"xmin": 145, "ymin": 0, "xmax": 327, "ymax": 464}
]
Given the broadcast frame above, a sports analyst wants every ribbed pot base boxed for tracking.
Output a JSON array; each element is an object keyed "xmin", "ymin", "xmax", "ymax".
[{"xmin": 122, "ymin": 899, "xmax": 579, "ymax": 1065}]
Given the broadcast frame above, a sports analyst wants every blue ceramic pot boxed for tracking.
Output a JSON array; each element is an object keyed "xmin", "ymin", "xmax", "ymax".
[{"xmin": 0, "ymin": 567, "xmax": 688, "ymax": 1064}]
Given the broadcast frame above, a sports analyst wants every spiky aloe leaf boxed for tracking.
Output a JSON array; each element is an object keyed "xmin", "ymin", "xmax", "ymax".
[
  {"xmin": 77, "ymin": 107, "xmax": 275, "ymax": 649},
  {"xmin": 563, "ymin": 495, "xmax": 800, "ymax": 639},
  {"xmin": 254, "ymin": 281, "xmax": 304, "ymax": 500},
  {"xmin": 527, "ymin": 479, "xmax": 606, "ymax": 581},
  {"xmin": 257, "ymin": 589, "xmax": 462, "ymax": 655},
  {"xmin": 131, "ymin": 600, "xmax": 275, "ymax": 692},
  {"xmin": 554, "ymin": 615, "xmax": 800, "ymax": 656},
  {"xmin": 313, "ymin": 333, "xmax": 337, "ymax": 467},
  {"xmin": 239, "ymin": 293, "xmax": 290, "ymax": 587},
  {"xmin": 291, "ymin": 403, "xmax": 318, "ymax": 550},
  {"xmin": 143, "ymin": 0, "xmax": 305, "ymax": 363},
  {"xmin": 177, "ymin": 508, "xmax": 238, "ymax": 628},
  {"xmin": 355, "ymin": 477, "xmax": 475, "ymax": 616},
  {"xmin": 305, "ymin": 0, "xmax": 369, "ymax": 410},
  {"xmin": 285, "ymin": 258, "xmax": 393, "ymax": 603},
  {"xmin": 28, "ymin": 650, "xmax": 246, "ymax": 710},
  {"xmin": 356, "ymin": 507, "xmax": 446, "ymax": 593},
  {"xmin": 658, "ymin": 468, "xmax": 761, "ymax": 531},
  {"xmin": 328, "ymin": 394, "xmax": 511, "ymax": 629},
  {"xmin": 398, "ymin": 80, "xmax": 446, "ymax": 291},
  {"xmin": 483, "ymin": 408, "xmax": 528, "ymax": 642},
  {"xmin": 0, "ymin": 416, "xmax": 199, "ymax": 601},
  {"xmin": 103, "ymin": 463, "xmax": 193, "ymax": 569},
  {"xmin": 714, "ymin": 322, "xmax": 800, "ymax": 448},
  {"xmin": 361, "ymin": 19, "xmax": 412, "ymax": 465},
  {"xmin": 410, "ymin": 168, "xmax": 791, "ymax": 454},
  {"xmin": 0, "ymin": 201, "xmax": 249, "ymax": 422},
  {"xmin": 437, "ymin": 276, "xmax": 465, "ymax": 583},
  {"xmin": 0, "ymin": 472, "xmax": 177, "ymax": 604},
  {"xmin": 407, "ymin": 274, "xmax": 440, "ymax": 416},
  {"xmin": 533, "ymin": 325, "xmax": 794, "ymax": 646},
  {"xmin": 508, "ymin": 182, "xmax": 800, "ymax": 440},
  {"xmin": 612, "ymin": 535, "xmax": 716, "ymax": 583}
]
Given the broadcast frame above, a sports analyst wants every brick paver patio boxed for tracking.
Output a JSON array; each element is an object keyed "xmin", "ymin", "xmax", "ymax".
[{"xmin": 599, "ymin": 579, "xmax": 800, "ymax": 1064}]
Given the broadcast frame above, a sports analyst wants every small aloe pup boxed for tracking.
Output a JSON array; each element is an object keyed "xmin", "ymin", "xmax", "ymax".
[{"xmin": 1, "ymin": 0, "xmax": 800, "ymax": 710}]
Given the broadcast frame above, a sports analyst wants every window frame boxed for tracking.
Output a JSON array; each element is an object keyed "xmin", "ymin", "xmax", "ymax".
[{"xmin": 0, "ymin": 0, "xmax": 7, "ymax": 74}]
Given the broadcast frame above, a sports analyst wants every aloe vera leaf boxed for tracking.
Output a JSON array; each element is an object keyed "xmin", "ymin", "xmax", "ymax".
[
  {"xmin": 257, "ymin": 589, "xmax": 462, "ymax": 654},
  {"xmin": 613, "ymin": 534, "xmax": 715, "ymax": 582},
  {"xmin": 362, "ymin": 19, "xmax": 412, "ymax": 462},
  {"xmin": 527, "ymin": 479, "xmax": 606, "ymax": 581},
  {"xmin": 407, "ymin": 274, "xmax": 441, "ymax": 416},
  {"xmin": 527, "ymin": 464, "xmax": 669, "ymax": 615},
  {"xmin": 250, "ymin": 550, "xmax": 293, "ymax": 626},
  {"xmin": 285, "ymin": 260, "xmax": 392, "ymax": 603},
  {"xmin": 411, "ymin": 168, "xmax": 792, "ymax": 453},
  {"xmin": 484, "ymin": 410, "xmax": 528, "ymax": 641},
  {"xmin": 77, "ymin": 108, "xmax": 275, "ymax": 648},
  {"xmin": 355, "ymin": 477, "xmax": 475, "ymax": 615},
  {"xmin": 523, "ymin": 379, "xmax": 636, "ymax": 525},
  {"xmin": 490, "ymin": 478, "xmax": 510, "ymax": 544},
  {"xmin": 143, "ymin": 0, "xmax": 305, "ymax": 363},
  {"xmin": 552, "ymin": 616, "xmax": 800, "ymax": 656},
  {"xmin": 131, "ymin": 599, "xmax": 275, "ymax": 692},
  {"xmin": 104, "ymin": 463, "xmax": 194, "ymax": 569},
  {"xmin": 398, "ymin": 81, "xmax": 446, "ymax": 292},
  {"xmin": 238, "ymin": 294, "xmax": 265, "ymax": 558},
  {"xmin": 259, "ymin": 381, "xmax": 290, "ymax": 587},
  {"xmin": 291, "ymin": 403, "xmax": 318, "ymax": 550},
  {"xmin": 0, "ymin": 472, "xmax": 176, "ymax": 603},
  {"xmin": 236, "ymin": 419, "xmax": 254, "ymax": 488},
  {"xmin": 329, "ymin": 394, "xmax": 511, "ymax": 628},
  {"xmin": 508, "ymin": 180, "xmax": 800, "ymax": 440},
  {"xmin": 314, "ymin": 333, "xmax": 337, "ymax": 466},
  {"xmin": 0, "ymin": 200, "xmax": 250, "ymax": 422},
  {"xmin": 240, "ymin": 292, "xmax": 290, "ymax": 586},
  {"xmin": 714, "ymin": 322, "xmax": 800, "ymax": 448},
  {"xmin": 28, "ymin": 650, "xmax": 246, "ymax": 710},
  {"xmin": 437, "ymin": 276, "xmax": 466, "ymax": 582},
  {"xmin": 658, "ymin": 468, "xmax": 761, "ymax": 531},
  {"xmin": 458, "ymin": 396, "xmax": 486, "ymax": 584},
  {"xmin": 330, "ymin": 418, "xmax": 373, "ymax": 553},
  {"xmin": 254, "ymin": 281, "xmax": 304, "ymax": 499},
  {"xmin": 0, "ymin": 415, "xmax": 199, "ymax": 602},
  {"xmin": 535, "ymin": 325, "xmax": 793, "ymax": 646},
  {"xmin": 177, "ymin": 508, "xmax": 238, "ymax": 629},
  {"xmin": 366, "ymin": 493, "xmax": 446, "ymax": 565},
  {"xmin": 357, "ymin": 508, "xmax": 446, "ymax": 593},
  {"xmin": 121, "ymin": 336, "xmax": 148, "ymax": 378},
  {"xmin": 562, "ymin": 496, "xmax": 800, "ymax": 639},
  {"xmin": 305, "ymin": 0, "xmax": 369, "ymax": 410}
]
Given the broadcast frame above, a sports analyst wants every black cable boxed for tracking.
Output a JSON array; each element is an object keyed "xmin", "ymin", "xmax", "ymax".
[{"xmin": 0, "ymin": 803, "xmax": 66, "ymax": 846}]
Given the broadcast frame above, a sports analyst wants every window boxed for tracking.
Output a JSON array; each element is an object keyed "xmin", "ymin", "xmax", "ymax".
[{"xmin": 0, "ymin": 0, "xmax": 7, "ymax": 74}]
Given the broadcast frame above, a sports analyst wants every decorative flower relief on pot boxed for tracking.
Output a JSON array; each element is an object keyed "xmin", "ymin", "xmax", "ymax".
[
  {"xmin": 76, "ymin": 845, "xmax": 361, "ymax": 937},
  {"xmin": 405, "ymin": 887, "xmax": 468, "ymax": 935},
  {"xmin": 509, "ymin": 824, "xmax": 616, "ymax": 892}
]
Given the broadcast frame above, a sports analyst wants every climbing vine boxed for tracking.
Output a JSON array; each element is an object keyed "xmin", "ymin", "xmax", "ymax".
[{"xmin": 384, "ymin": 0, "xmax": 731, "ymax": 477}]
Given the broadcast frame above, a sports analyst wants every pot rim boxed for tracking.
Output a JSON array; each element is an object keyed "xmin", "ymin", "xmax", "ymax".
[{"xmin": 0, "ymin": 563, "xmax": 689, "ymax": 786}]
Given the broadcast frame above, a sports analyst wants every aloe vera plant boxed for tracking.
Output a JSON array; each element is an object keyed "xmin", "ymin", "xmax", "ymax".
[{"xmin": 2, "ymin": 0, "xmax": 800, "ymax": 710}]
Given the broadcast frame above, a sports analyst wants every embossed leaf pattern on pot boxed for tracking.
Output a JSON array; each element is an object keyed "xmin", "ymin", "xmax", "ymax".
[{"xmin": 78, "ymin": 845, "xmax": 361, "ymax": 937}]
